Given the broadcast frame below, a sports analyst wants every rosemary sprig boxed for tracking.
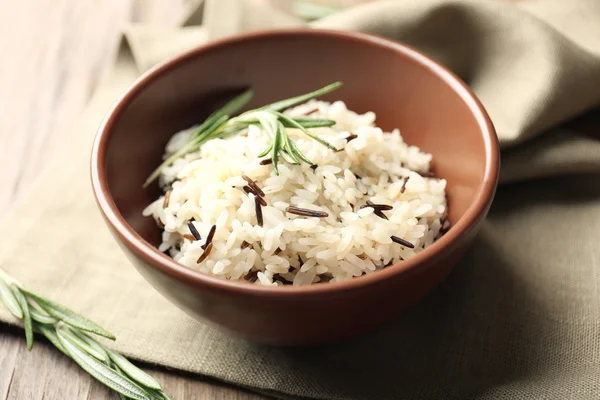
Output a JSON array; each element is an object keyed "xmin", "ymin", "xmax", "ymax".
[
  {"xmin": 0, "ymin": 269, "xmax": 170, "ymax": 400},
  {"xmin": 144, "ymin": 81, "xmax": 343, "ymax": 186}
]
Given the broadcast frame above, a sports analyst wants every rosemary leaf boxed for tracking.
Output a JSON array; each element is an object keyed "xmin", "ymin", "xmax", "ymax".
[
  {"xmin": 22, "ymin": 289, "xmax": 116, "ymax": 340},
  {"xmin": 58, "ymin": 326, "xmax": 108, "ymax": 362},
  {"xmin": 272, "ymin": 120, "xmax": 283, "ymax": 174},
  {"xmin": 0, "ymin": 278, "xmax": 23, "ymax": 319},
  {"xmin": 278, "ymin": 122, "xmax": 301, "ymax": 165},
  {"xmin": 57, "ymin": 331, "xmax": 152, "ymax": 400},
  {"xmin": 112, "ymin": 364, "xmax": 170, "ymax": 400},
  {"xmin": 261, "ymin": 81, "xmax": 343, "ymax": 112},
  {"xmin": 29, "ymin": 306, "xmax": 59, "ymax": 324},
  {"xmin": 144, "ymin": 114, "xmax": 229, "ymax": 187},
  {"xmin": 195, "ymin": 114, "xmax": 230, "ymax": 143},
  {"xmin": 279, "ymin": 148, "xmax": 301, "ymax": 165},
  {"xmin": 216, "ymin": 124, "xmax": 247, "ymax": 138},
  {"xmin": 11, "ymin": 286, "xmax": 33, "ymax": 349},
  {"xmin": 145, "ymin": 82, "xmax": 343, "ymax": 185},
  {"xmin": 258, "ymin": 141, "xmax": 274, "ymax": 158},
  {"xmin": 189, "ymin": 87, "xmax": 253, "ymax": 142},
  {"xmin": 112, "ymin": 364, "xmax": 132, "ymax": 400},
  {"xmin": 72, "ymin": 329, "xmax": 111, "ymax": 361},
  {"xmin": 286, "ymin": 134, "xmax": 313, "ymax": 165},
  {"xmin": 37, "ymin": 324, "xmax": 68, "ymax": 355},
  {"xmin": 0, "ymin": 269, "xmax": 170, "ymax": 399},
  {"xmin": 273, "ymin": 111, "xmax": 337, "ymax": 150},
  {"xmin": 237, "ymin": 117, "xmax": 335, "ymax": 129},
  {"xmin": 219, "ymin": 87, "xmax": 255, "ymax": 116},
  {"xmin": 287, "ymin": 118, "xmax": 336, "ymax": 128},
  {"xmin": 144, "ymin": 88, "xmax": 254, "ymax": 187},
  {"xmin": 108, "ymin": 349, "xmax": 163, "ymax": 391},
  {"xmin": 147, "ymin": 389, "xmax": 173, "ymax": 400}
]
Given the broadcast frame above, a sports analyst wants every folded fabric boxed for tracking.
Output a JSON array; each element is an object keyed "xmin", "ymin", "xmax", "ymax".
[{"xmin": 1, "ymin": 1, "xmax": 600, "ymax": 399}]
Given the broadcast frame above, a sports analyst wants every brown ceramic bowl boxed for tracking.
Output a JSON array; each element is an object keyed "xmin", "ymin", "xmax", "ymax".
[{"xmin": 91, "ymin": 29, "xmax": 499, "ymax": 346}]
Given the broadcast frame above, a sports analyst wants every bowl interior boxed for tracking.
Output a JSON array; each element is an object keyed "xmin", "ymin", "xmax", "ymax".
[{"xmin": 104, "ymin": 31, "xmax": 490, "ymax": 251}]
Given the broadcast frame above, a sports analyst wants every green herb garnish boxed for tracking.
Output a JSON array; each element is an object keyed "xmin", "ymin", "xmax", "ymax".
[
  {"xmin": 0, "ymin": 269, "xmax": 171, "ymax": 400},
  {"xmin": 144, "ymin": 81, "xmax": 343, "ymax": 187}
]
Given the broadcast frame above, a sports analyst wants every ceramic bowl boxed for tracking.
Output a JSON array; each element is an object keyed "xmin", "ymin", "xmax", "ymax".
[{"xmin": 91, "ymin": 29, "xmax": 499, "ymax": 346}]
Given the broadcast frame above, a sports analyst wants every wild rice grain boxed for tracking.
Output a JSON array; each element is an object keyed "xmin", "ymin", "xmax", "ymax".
[
  {"xmin": 183, "ymin": 234, "xmax": 195, "ymax": 241},
  {"xmin": 286, "ymin": 206, "xmax": 329, "ymax": 218},
  {"xmin": 391, "ymin": 235, "xmax": 415, "ymax": 248},
  {"xmin": 257, "ymin": 196, "xmax": 267, "ymax": 207},
  {"xmin": 255, "ymin": 196, "xmax": 264, "ymax": 226},
  {"xmin": 400, "ymin": 177, "xmax": 410, "ymax": 194},
  {"xmin": 244, "ymin": 270, "xmax": 258, "ymax": 283},
  {"xmin": 187, "ymin": 221, "xmax": 201, "ymax": 241},
  {"xmin": 374, "ymin": 210, "xmax": 389, "ymax": 220},
  {"xmin": 196, "ymin": 242, "xmax": 213, "ymax": 263},
  {"xmin": 202, "ymin": 225, "xmax": 217, "ymax": 250},
  {"xmin": 273, "ymin": 274, "xmax": 290, "ymax": 284},
  {"xmin": 416, "ymin": 171, "xmax": 436, "ymax": 178},
  {"xmin": 242, "ymin": 174, "xmax": 265, "ymax": 197},
  {"xmin": 244, "ymin": 186, "xmax": 267, "ymax": 206},
  {"xmin": 362, "ymin": 200, "xmax": 393, "ymax": 211},
  {"xmin": 363, "ymin": 200, "xmax": 391, "ymax": 220},
  {"xmin": 260, "ymin": 159, "xmax": 273, "ymax": 165},
  {"xmin": 163, "ymin": 191, "xmax": 171, "ymax": 208},
  {"xmin": 345, "ymin": 133, "xmax": 358, "ymax": 142}
]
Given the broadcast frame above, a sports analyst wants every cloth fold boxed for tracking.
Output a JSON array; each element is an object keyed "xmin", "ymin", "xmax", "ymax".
[{"xmin": 2, "ymin": 1, "xmax": 600, "ymax": 399}]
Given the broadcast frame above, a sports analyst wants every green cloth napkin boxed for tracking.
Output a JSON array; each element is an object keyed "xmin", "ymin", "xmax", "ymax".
[{"xmin": 2, "ymin": 0, "xmax": 600, "ymax": 398}]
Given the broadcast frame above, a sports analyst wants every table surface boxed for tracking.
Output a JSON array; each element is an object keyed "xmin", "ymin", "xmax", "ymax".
[{"xmin": 1, "ymin": 0, "xmax": 596, "ymax": 399}]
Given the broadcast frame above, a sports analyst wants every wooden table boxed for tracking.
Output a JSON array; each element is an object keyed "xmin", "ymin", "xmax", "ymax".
[{"xmin": 0, "ymin": 1, "xmax": 268, "ymax": 398}]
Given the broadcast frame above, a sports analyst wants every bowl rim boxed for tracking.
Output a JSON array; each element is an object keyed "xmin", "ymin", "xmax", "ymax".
[{"xmin": 91, "ymin": 28, "xmax": 499, "ymax": 297}]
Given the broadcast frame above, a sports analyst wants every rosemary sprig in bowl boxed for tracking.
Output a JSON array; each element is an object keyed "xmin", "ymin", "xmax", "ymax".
[
  {"xmin": 0, "ymin": 268, "xmax": 170, "ymax": 400},
  {"xmin": 144, "ymin": 81, "xmax": 343, "ymax": 186}
]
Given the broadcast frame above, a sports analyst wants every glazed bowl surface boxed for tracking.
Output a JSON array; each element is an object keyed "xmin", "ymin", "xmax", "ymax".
[{"xmin": 91, "ymin": 29, "xmax": 499, "ymax": 346}]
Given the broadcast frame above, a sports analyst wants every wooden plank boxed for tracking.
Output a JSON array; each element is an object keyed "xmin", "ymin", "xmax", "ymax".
[
  {"xmin": 1, "ymin": 331, "xmax": 105, "ymax": 400},
  {"xmin": 0, "ymin": 326, "xmax": 266, "ymax": 399},
  {"xmin": 0, "ymin": 334, "xmax": 19, "ymax": 398}
]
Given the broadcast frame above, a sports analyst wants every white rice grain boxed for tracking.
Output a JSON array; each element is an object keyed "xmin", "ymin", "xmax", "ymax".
[{"xmin": 144, "ymin": 100, "xmax": 448, "ymax": 285}]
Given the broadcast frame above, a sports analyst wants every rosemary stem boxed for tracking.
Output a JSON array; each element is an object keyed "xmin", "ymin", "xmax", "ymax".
[
  {"xmin": 145, "ymin": 82, "xmax": 343, "ymax": 186},
  {"xmin": 0, "ymin": 268, "xmax": 170, "ymax": 399}
]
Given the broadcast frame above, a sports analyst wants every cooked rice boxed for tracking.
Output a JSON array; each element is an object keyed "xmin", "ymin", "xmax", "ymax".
[{"xmin": 143, "ymin": 100, "xmax": 447, "ymax": 286}]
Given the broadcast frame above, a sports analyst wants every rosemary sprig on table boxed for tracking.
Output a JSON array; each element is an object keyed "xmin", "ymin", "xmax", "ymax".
[
  {"xmin": 0, "ymin": 269, "xmax": 170, "ymax": 400},
  {"xmin": 144, "ymin": 81, "xmax": 343, "ymax": 186}
]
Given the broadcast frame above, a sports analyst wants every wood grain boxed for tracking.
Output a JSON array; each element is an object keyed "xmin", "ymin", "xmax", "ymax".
[{"xmin": 0, "ymin": 327, "xmax": 266, "ymax": 399}]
